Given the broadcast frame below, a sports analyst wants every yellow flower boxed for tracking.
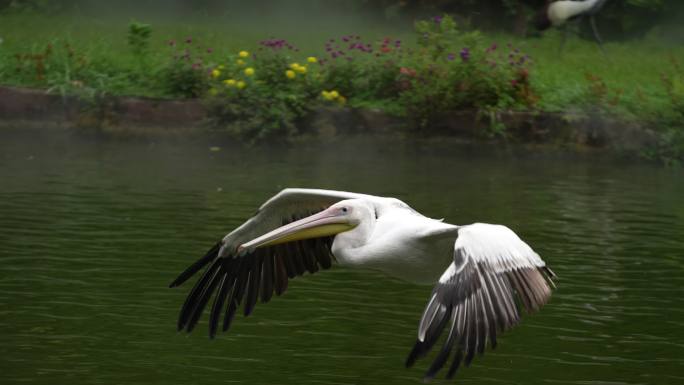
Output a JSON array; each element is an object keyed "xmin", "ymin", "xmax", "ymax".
[
  {"xmin": 236, "ymin": 80, "xmax": 246, "ymax": 89},
  {"xmin": 211, "ymin": 69, "xmax": 221, "ymax": 78},
  {"xmin": 236, "ymin": 59, "xmax": 246, "ymax": 66},
  {"xmin": 223, "ymin": 79, "xmax": 236, "ymax": 87},
  {"xmin": 285, "ymin": 70, "xmax": 296, "ymax": 79},
  {"xmin": 208, "ymin": 88, "xmax": 218, "ymax": 96},
  {"xmin": 295, "ymin": 65, "xmax": 307, "ymax": 74},
  {"xmin": 239, "ymin": 50, "xmax": 249, "ymax": 58},
  {"xmin": 307, "ymin": 56, "xmax": 317, "ymax": 63},
  {"xmin": 289, "ymin": 63, "xmax": 300, "ymax": 70},
  {"xmin": 244, "ymin": 67, "xmax": 255, "ymax": 76},
  {"xmin": 321, "ymin": 90, "xmax": 342, "ymax": 101},
  {"xmin": 217, "ymin": 64, "xmax": 225, "ymax": 70}
]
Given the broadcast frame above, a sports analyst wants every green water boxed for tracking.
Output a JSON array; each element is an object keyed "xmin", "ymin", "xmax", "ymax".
[{"xmin": 1, "ymin": 128, "xmax": 683, "ymax": 385}]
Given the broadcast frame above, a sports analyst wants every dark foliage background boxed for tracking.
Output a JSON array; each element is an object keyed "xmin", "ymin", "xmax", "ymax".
[{"xmin": 2, "ymin": 0, "xmax": 682, "ymax": 40}]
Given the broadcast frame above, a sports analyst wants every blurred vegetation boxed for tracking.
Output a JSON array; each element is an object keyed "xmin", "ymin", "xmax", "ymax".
[
  {"xmin": 2, "ymin": 0, "xmax": 683, "ymax": 38},
  {"xmin": 0, "ymin": 1, "xmax": 683, "ymax": 162}
]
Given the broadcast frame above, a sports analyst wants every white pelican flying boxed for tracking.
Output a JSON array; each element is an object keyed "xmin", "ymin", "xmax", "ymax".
[{"xmin": 170, "ymin": 188, "xmax": 555, "ymax": 380}]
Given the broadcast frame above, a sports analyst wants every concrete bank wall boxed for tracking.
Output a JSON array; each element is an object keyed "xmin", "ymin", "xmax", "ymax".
[{"xmin": 0, "ymin": 86, "xmax": 658, "ymax": 151}]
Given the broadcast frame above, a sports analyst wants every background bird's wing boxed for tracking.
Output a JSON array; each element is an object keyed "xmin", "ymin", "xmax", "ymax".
[
  {"xmin": 169, "ymin": 188, "xmax": 373, "ymax": 337},
  {"xmin": 406, "ymin": 223, "xmax": 556, "ymax": 380}
]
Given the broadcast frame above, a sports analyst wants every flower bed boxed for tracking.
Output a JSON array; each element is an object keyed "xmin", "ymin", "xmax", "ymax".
[{"xmin": 149, "ymin": 15, "xmax": 536, "ymax": 141}]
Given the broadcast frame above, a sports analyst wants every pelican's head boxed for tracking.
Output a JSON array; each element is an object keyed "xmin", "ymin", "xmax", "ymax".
[{"xmin": 239, "ymin": 199, "xmax": 371, "ymax": 251}]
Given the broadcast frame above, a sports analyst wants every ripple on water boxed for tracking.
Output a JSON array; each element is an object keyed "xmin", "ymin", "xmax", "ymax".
[{"xmin": 1, "ymin": 131, "xmax": 683, "ymax": 385}]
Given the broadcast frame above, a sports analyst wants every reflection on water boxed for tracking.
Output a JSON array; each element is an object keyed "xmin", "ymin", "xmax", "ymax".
[{"xmin": 1, "ymin": 127, "xmax": 683, "ymax": 385}]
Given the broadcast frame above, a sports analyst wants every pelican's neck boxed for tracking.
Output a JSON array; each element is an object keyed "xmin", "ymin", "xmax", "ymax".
[{"xmin": 330, "ymin": 203, "xmax": 375, "ymax": 264}]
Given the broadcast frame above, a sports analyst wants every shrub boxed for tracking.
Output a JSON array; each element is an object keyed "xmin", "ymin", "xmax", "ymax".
[
  {"xmin": 199, "ymin": 15, "xmax": 539, "ymax": 139},
  {"xmin": 396, "ymin": 15, "xmax": 536, "ymax": 130},
  {"xmin": 205, "ymin": 47, "xmax": 331, "ymax": 141},
  {"xmin": 127, "ymin": 20, "xmax": 152, "ymax": 60},
  {"xmin": 159, "ymin": 37, "xmax": 211, "ymax": 98}
]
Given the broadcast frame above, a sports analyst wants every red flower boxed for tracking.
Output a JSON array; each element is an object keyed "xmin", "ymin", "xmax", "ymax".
[{"xmin": 400, "ymin": 67, "xmax": 416, "ymax": 77}]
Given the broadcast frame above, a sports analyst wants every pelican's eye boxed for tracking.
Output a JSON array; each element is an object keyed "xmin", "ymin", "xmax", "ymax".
[{"xmin": 341, "ymin": 207, "xmax": 348, "ymax": 213}]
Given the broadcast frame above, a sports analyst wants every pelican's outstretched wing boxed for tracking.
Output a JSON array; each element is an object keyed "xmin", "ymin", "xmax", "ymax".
[
  {"xmin": 169, "ymin": 188, "xmax": 372, "ymax": 337},
  {"xmin": 406, "ymin": 223, "xmax": 555, "ymax": 380}
]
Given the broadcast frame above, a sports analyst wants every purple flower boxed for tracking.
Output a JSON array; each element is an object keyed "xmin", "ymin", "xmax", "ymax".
[
  {"xmin": 447, "ymin": 53, "xmax": 455, "ymax": 61},
  {"xmin": 185, "ymin": 37, "xmax": 192, "ymax": 44},
  {"xmin": 460, "ymin": 48, "xmax": 470, "ymax": 62},
  {"xmin": 206, "ymin": 48, "xmax": 213, "ymax": 53},
  {"xmin": 168, "ymin": 40, "xmax": 176, "ymax": 47},
  {"xmin": 486, "ymin": 43, "xmax": 497, "ymax": 53},
  {"xmin": 433, "ymin": 15, "xmax": 443, "ymax": 24}
]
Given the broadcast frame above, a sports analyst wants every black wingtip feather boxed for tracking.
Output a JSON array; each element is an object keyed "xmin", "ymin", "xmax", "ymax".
[
  {"xmin": 172, "ymin": 208, "xmax": 341, "ymax": 338},
  {"xmin": 170, "ymin": 241, "xmax": 222, "ymax": 288},
  {"xmin": 177, "ymin": 258, "xmax": 222, "ymax": 331},
  {"xmin": 209, "ymin": 273, "xmax": 231, "ymax": 339},
  {"xmin": 223, "ymin": 298, "xmax": 238, "ymax": 332},
  {"xmin": 423, "ymin": 311, "xmax": 458, "ymax": 380},
  {"xmin": 243, "ymin": 253, "xmax": 263, "ymax": 317},
  {"xmin": 260, "ymin": 254, "xmax": 274, "ymax": 303},
  {"xmin": 446, "ymin": 349, "xmax": 463, "ymax": 379},
  {"xmin": 186, "ymin": 265, "xmax": 224, "ymax": 333},
  {"xmin": 405, "ymin": 341, "xmax": 424, "ymax": 368}
]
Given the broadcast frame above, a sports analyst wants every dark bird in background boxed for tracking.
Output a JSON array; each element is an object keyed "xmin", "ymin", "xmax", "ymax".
[{"xmin": 535, "ymin": 0, "xmax": 609, "ymax": 52}]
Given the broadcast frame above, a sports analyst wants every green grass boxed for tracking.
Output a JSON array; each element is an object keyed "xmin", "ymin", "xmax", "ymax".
[
  {"xmin": 1, "ymin": 12, "xmax": 680, "ymax": 109},
  {"xmin": 515, "ymin": 30, "xmax": 683, "ymax": 122},
  {"xmin": 1, "ymin": 11, "xmax": 683, "ymax": 161}
]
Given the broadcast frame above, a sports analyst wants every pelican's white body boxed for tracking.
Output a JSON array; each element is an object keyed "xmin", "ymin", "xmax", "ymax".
[{"xmin": 331, "ymin": 197, "xmax": 457, "ymax": 284}]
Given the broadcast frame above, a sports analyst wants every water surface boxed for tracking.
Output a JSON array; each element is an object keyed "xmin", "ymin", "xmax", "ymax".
[{"xmin": 1, "ymin": 127, "xmax": 683, "ymax": 385}]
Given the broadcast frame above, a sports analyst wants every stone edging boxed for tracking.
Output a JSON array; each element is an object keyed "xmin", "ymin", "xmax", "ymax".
[{"xmin": 0, "ymin": 86, "xmax": 658, "ymax": 151}]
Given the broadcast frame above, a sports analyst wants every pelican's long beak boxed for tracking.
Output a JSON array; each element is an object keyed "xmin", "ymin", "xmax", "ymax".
[{"xmin": 239, "ymin": 208, "xmax": 355, "ymax": 251}]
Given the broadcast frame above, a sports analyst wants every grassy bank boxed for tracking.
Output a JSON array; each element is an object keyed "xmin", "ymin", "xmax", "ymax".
[{"xmin": 1, "ymin": 12, "xmax": 683, "ymax": 161}]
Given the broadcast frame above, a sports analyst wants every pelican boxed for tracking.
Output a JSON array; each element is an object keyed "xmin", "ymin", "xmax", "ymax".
[
  {"xmin": 534, "ymin": 0, "xmax": 609, "ymax": 52},
  {"xmin": 170, "ymin": 188, "xmax": 555, "ymax": 380}
]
